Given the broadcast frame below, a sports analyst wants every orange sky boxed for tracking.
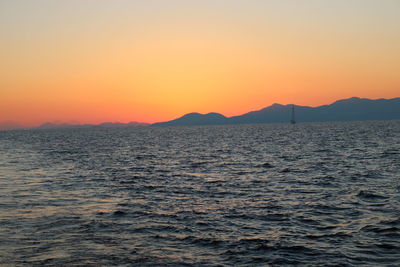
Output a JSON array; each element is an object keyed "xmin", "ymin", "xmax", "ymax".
[{"xmin": 1, "ymin": 0, "xmax": 399, "ymax": 125}]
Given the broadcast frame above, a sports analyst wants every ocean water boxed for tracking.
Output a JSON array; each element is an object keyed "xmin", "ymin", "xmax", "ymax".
[{"xmin": 0, "ymin": 121, "xmax": 399, "ymax": 266}]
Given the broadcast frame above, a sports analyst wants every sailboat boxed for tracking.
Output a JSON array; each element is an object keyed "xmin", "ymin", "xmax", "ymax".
[{"xmin": 290, "ymin": 104, "xmax": 296, "ymax": 124}]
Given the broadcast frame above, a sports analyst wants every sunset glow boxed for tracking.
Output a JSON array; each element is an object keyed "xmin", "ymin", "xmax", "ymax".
[{"xmin": 1, "ymin": 0, "xmax": 399, "ymax": 125}]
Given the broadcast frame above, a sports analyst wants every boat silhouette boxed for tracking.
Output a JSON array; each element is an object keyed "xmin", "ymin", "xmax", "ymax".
[{"xmin": 290, "ymin": 104, "xmax": 296, "ymax": 124}]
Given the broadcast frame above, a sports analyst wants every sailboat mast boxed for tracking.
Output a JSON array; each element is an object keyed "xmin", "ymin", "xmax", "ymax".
[{"xmin": 290, "ymin": 104, "xmax": 296, "ymax": 124}]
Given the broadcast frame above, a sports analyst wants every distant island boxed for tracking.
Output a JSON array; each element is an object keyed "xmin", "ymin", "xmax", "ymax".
[
  {"xmin": 39, "ymin": 121, "xmax": 149, "ymax": 129},
  {"xmin": 0, "ymin": 121, "xmax": 149, "ymax": 131},
  {"xmin": 36, "ymin": 121, "xmax": 149, "ymax": 130},
  {"xmin": 152, "ymin": 97, "xmax": 400, "ymax": 126}
]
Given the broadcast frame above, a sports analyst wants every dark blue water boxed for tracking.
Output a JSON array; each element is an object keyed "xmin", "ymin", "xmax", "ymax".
[{"xmin": 1, "ymin": 121, "xmax": 399, "ymax": 266}]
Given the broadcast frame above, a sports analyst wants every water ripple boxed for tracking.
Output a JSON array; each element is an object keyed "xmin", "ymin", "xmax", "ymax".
[{"xmin": 0, "ymin": 121, "xmax": 399, "ymax": 266}]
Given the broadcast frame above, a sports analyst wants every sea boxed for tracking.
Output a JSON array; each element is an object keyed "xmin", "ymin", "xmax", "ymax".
[{"xmin": 0, "ymin": 121, "xmax": 399, "ymax": 266}]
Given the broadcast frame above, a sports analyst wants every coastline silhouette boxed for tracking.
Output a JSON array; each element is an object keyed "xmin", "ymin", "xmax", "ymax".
[
  {"xmin": 153, "ymin": 97, "xmax": 400, "ymax": 126},
  {"xmin": 1, "ymin": 97, "xmax": 399, "ymax": 131}
]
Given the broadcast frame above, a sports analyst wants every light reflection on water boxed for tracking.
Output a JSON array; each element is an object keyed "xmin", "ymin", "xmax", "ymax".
[{"xmin": 0, "ymin": 121, "xmax": 399, "ymax": 266}]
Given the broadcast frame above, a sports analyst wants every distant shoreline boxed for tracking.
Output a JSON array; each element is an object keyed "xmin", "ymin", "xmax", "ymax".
[{"xmin": 1, "ymin": 96, "xmax": 399, "ymax": 131}]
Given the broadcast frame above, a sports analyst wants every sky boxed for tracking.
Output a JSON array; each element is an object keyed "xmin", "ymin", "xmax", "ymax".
[{"xmin": 1, "ymin": 0, "xmax": 399, "ymax": 125}]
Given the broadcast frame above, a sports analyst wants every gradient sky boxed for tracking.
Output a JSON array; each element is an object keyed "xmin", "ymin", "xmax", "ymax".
[{"xmin": 1, "ymin": 0, "xmax": 399, "ymax": 125}]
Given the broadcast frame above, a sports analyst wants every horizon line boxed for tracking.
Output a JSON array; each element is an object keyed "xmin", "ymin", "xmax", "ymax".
[{"xmin": 1, "ymin": 96, "xmax": 399, "ymax": 130}]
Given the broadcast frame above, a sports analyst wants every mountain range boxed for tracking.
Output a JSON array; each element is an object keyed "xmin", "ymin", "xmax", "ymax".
[
  {"xmin": 0, "ymin": 121, "xmax": 149, "ymax": 131},
  {"xmin": 152, "ymin": 97, "xmax": 400, "ymax": 126},
  {"xmin": 1, "ymin": 97, "xmax": 399, "ymax": 131},
  {"xmin": 36, "ymin": 121, "xmax": 149, "ymax": 129}
]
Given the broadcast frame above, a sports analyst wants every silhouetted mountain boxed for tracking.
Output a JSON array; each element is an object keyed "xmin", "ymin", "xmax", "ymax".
[
  {"xmin": 97, "ymin": 121, "xmax": 149, "ymax": 127},
  {"xmin": 152, "ymin": 97, "xmax": 400, "ymax": 126},
  {"xmin": 229, "ymin": 103, "xmax": 303, "ymax": 124},
  {"xmin": 152, "ymin": 112, "xmax": 228, "ymax": 126},
  {"xmin": 37, "ymin": 121, "xmax": 149, "ymax": 130}
]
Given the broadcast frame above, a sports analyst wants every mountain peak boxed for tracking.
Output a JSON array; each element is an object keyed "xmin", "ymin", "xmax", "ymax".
[
  {"xmin": 152, "ymin": 112, "xmax": 227, "ymax": 126},
  {"xmin": 261, "ymin": 103, "xmax": 285, "ymax": 111},
  {"xmin": 270, "ymin": 103, "xmax": 284, "ymax": 108},
  {"xmin": 331, "ymin": 97, "xmax": 365, "ymax": 105}
]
